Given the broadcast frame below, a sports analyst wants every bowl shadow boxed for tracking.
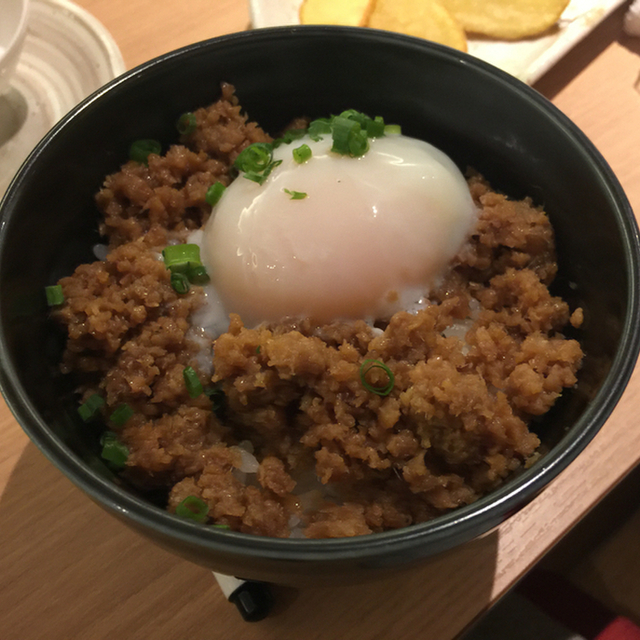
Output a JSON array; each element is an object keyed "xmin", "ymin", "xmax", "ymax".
[{"xmin": 534, "ymin": 3, "xmax": 633, "ymax": 99}]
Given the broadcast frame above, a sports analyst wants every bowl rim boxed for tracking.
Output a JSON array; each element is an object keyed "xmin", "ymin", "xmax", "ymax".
[{"xmin": 1, "ymin": 25, "xmax": 639, "ymax": 564}]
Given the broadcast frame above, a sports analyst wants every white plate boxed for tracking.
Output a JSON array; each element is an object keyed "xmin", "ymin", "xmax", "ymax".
[
  {"xmin": 249, "ymin": 0, "xmax": 626, "ymax": 84},
  {"xmin": 0, "ymin": 0, "xmax": 126, "ymax": 198}
]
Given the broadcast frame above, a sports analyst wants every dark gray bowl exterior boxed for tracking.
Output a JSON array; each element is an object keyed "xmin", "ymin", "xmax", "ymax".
[{"xmin": 0, "ymin": 27, "xmax": 638, "ymax": 585}]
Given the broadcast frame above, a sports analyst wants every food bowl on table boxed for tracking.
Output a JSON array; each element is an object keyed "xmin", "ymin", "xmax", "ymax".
[{"xmin": 0, "ymin": 26, "xmax": 638, "ymax": 586}]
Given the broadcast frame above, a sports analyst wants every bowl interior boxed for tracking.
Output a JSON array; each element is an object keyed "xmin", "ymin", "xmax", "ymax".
[{"xmin": 0, "ymin": 27, "xmax": 638, "ymax": 582}]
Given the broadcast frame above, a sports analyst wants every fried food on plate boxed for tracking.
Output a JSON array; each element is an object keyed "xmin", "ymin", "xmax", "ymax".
[
  {"xmin": 439, "ymin": 0, "xmax": 570, "ymax": 39},
  {"xmin": 300, "ymin": 0, "xmax": 374, "ymax": 26},
  {"xmin": 368, "ymin": 0, "xmax": 467, "ymax": 52}
]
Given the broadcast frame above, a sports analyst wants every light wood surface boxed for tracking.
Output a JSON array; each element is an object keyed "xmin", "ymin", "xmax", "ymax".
[{"xmin": 2, "ymin": 2, "xmax": 640, "ymax": 638}]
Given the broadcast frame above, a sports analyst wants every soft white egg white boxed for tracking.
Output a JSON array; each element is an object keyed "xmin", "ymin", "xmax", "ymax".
[{"xmin": 200, "ymin": 133, "xmax": 477, "ymax": 329}]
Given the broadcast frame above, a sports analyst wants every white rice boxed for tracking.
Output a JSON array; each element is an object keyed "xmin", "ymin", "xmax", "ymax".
[{"xmin": 92, "ymin": 244, "xmax": 109, "ymax": 261}]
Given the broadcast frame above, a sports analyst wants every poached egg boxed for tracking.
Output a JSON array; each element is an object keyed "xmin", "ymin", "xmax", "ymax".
[{"xmin": 200, "ymin": 132, "xmax": 476, "ymax": 328}]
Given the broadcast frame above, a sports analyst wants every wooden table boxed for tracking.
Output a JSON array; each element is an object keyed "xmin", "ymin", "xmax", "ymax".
[{"xmin": 2, "ymin": 2, "xmax": 640, "ymax": 638}]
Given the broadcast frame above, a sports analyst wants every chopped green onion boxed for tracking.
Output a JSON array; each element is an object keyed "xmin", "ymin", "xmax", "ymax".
[
  {"xmin": 162, "ymin": 243, "xmax": 202, "ymax": 271},
  {"xmin": 100, "ymin": 431, "xmax": 129, "ymax": 469},
  {"xmin": 234, "ymin": 142, "xmax": 274, "ymax": 173},
  {"xmin": 273, "ymin": 128, "xmax": 307, "ymax": 148},
  {"xmin": 292, "ymin": 144, "xmax": 312, "ymax": 164},
  {"xmin": 183, "ymin": 366, "xmax": 204, "ymax": 398},
  {"xmin": 384, "ymin": 124, "xmax": 402, "ymax": 135},
  {"xmin": 256, "ymin": 346, "xmax": 261, "ymax": 354},
  {"xmin": 348, "ymin": 130, "xmax": 369, "ymax": 156},
  {"xmin": 205, "ymin": 182, "xmax": 226, "ymax": 206},
  {"xmin": 162, "ymin": 243, "xmax": 209, "ymax": 290},
  {"xmin": 129, "ymin": 139, "xmax": 161, "ymax": 164},
  {"xmin": 337, "ymin": 110, "xmax": 385, "ymax": 141},
  {"xmin": 212, "ymin": 523, "xmax": 231, "ymax": 530},
  {"xmin": 232, "ymin": 112, "xmax": 393, "ymax": 187},
  {"xmin": 45, "ymin": 284, "xmax": 64, "ymax": 306},
  {"xmin": 331, "ymin": 116, "xmax": 369, "ymax": 157},
  {"xmin": 78, "ymin": 393, "xmax": 105, "ymax": 422},
  {"xmin": 283, "ymin": 188, "xmax": 307, "ymax": 200},
  {"xmin": 243, "ymin": 170, "xmax": 264, "ymax": 185},
  {"xmin": 339, "ymin": 110, "xmax": 376, "ymax": 132},
  {"xmin": 176, "ymin": 112, "xmax": 197, "ymax": 136},
  {"xmin": 338, "ymin": 109, "xmax": 365, "ymax": 122},
  {"xmin": 176, "ymin": 495, "xmax": 209, "ymax": 523},
  {"xmin": 243, "ymin": 158, "xmax": 282, "ymax": 186},
  {"xmin": 264, "ymin": 158, "xmax": 283, "ymax": 176},
  {"xmin": 359, "ymin": 359, "xmax": 395, "ymax": 397},
  {"xmin": 110, "ymin": 403, "xmax": 134, "ymax": 427},
  {"xmin": 307, "ymin": 117, "xmax": 331, "ymax": 141},
  {"xmin": 170, "ymin": 271, "xmax": 190, "ymax": 294},
  {"xmin": 204, "ymin": 385, "xmax": 225, "ymax": 414},
  {"xmin": 330, "ymin": 116, "xmax": 357, "ymax": 153},
  {"xmin": 367, "ymin": 116, "xmax": 386, "ymax": 138},
  {"xmin": 285, "ymin": 128, "xmax": 307, "ymax": 141},
  {"xmin": 186, "ymin": 264, "xmax": 210, "ymax": 285}
]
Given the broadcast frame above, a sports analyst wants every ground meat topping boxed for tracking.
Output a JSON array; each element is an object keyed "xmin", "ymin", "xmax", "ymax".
[{"xmin": 52, "ymin": 86, "xmax": 584, "ymax": 539}]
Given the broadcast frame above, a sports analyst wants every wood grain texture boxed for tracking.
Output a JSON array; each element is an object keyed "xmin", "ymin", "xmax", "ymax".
[
  {"xmin": 79, "ymin": 0, "xmax": 251, "ymax": 69},
  {"xmin": 1, "ymin": 2, "xmax": 640, "ymax": 638}
]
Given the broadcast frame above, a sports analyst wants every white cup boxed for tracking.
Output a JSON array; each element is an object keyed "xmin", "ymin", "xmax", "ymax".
[{"xmin": 0, "ymin": 0, "xmax": 30, "ymax": 95}]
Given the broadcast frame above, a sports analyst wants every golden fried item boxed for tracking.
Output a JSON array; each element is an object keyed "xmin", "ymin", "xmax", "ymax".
[
  {"xmin": 439, "ymin": 0, "xmax": 570, "ymax": 39},
  {"xmin": 367, "ymin": 0, "xmax": 467, "ymax": 52}
]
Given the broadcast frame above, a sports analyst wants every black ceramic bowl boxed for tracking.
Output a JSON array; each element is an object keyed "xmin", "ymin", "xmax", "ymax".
[{"xmin": 1, "ymin": 27, "xmax": 638, "ymax": 586}]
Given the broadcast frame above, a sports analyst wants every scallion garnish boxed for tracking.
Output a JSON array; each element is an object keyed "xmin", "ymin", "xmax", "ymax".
[
  {"xmin": 162, "ymin": 243, "xmax": 202, "ymax": 271},
  {"xmin": 187, "ymin": 264, "xmax": 210, "ymax": 285},
  {"xmin": 330, "ymin": 116, "xmax": 369, "ymax": 157},
  {"xmin": 283, "ymin": 188, "xmax": 307, "ymax": 200},
  {"xmin": 205, "ymin": 182, "xmax": 226, "ymax": 206},
  {"xmin": 162, "ymin": 244, "xmax": 209, "ymax": 291},
  {"xmin": 100, "ymin": 431, "xmax": 129, "ymax": 469},
  {"xmin": 176, "ymin": 495, "xmax": 209, "ymax": 523},
  {"xmin": 204, "ymin": 385, "xmax": 225, "ymax": 415},
  {"xmin": 129, "ymin": 139, "xmax": 161, "ymax": 164},
  {"xmin": 243, "ymin": 170, "xmax": 265, "ymax": 185},
  {"xmin": 367, "ymin": 116, "xmax": 386, "ymax": 138},
  {"xmin": 273, "ymin": 128, "xmax": 307, "ymax": 148},
  {"xmin": 348, "ymin": 130, "xmax": 369, "ymax": 156},
  {"xmin": 234, "ymin": 142, "xmax": 274, "ymax": 173},
  {"xmin": 213, "ymin": 523, "xmax": 231, "ymax": 530},
  {"xmin": 242, "ymin": 158, "xmax": 282, "ymax": 186},
  {"xmin": 231, "ymin": 111, "xmax": 395, "ymax": 188},
  {"xmin": 337, "ymin": 110, "xmax": 385, "ymax": 138},
  {"xmin": 337, "ymin": 109, "xmax": 370, "ymax": 127},
  {"xmin": 45, "ymin": 284, "xmax": 64, "ymax": 306},
  {"xmin": 176, "ymin": 112, "xmax": 197, "ymax": 136},
  {"xmin": 307, "ymin": 117, "xmax": 332, "ymax": 141},
  {"xmin": 292, "ymin": 143, "xmax": 312, "ymax": 164},
  {"xmin": 78, "ymin": 393, "xmax": 105, "ymax": 422},
  {"xmin": 170, "ymin": 271, "xmax": 190, "ymax": 294},
  {"xmin": 384, "ymin": 124, "xmax": 402, "ymax": 135},
  {"xmin": 110, "ymin": 403, "xmax": 134, "ymax": 427},
  {"xmin": 307, "ymin": 111, "xmax": 392, "ymax": 152},
  {"xmin": 183, "ymin": 366, "xmax": 204, "ymax": 398},
  {"xmin": 234, "ymin": 142, "xmax": 282, "ymax": 185},
  {"xmin": 359, "ymin": 359, "xmax": 395, "ymax": 396},
  {"xmin": 264, "ymin": 158, "xmax": 283, "ymax": 176}
]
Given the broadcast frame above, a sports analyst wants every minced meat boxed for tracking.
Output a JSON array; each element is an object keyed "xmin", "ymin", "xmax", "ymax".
[{"xmin": 52, "ymin": 84, "xmax": 583, "ymax": 538}]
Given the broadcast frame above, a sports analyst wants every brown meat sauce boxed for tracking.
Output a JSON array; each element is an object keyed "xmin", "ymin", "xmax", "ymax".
[{"xmin": 53, "ymin": 84, "xmax": 584, "ymax": 538}]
